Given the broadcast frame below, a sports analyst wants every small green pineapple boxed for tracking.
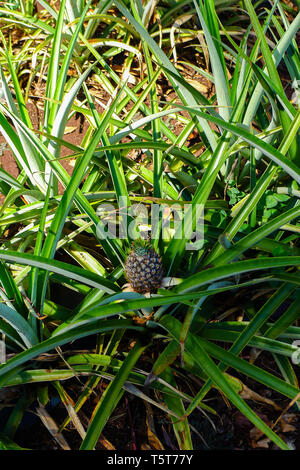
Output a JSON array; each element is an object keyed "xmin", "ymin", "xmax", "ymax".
[{"xmin": 125, "ymin": 239, "xmax": 163, "ymax": 294}]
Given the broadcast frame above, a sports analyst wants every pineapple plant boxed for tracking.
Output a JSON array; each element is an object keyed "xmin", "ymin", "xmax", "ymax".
[{"xmin": 124, "ymin": 238, "xmax": 163, "ymax": 294}]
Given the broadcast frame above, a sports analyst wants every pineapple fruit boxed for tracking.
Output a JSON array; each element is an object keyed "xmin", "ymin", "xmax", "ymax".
[{"xmin": 124, "ymin": 239, "xmax": 163, "ymax": 294}]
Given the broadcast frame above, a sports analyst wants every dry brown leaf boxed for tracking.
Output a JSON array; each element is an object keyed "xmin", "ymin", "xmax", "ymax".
[
  {"xmin": 98, "ymin": 434, "xmax": 116, "ymax": 450},
  {"xmin": 272, "ymin": 393, "xmax": 300, "ymax": 430},
  {"xmin": 249, "ymin": 347, "xmax": 262, "ymax": 363},
  {"xmin": 249, "ymin": 413, "xmax": 271, "ymax": 447},
  {"xmin": 282, "ymin": 413, "xmax": 297, "ymax": 423},
  {"xmin": 140, "ymin": 443, "xmax": 152, "ymax": 450},
  {"xmin": 145, "ymin": 402, "xmax": 164, "ymax": 450},
  {"xmin": 64, "ymin": 126, "xmax": 77, "ymax": 135},
  {"xmin": 61, "ymin": 401, "xmax": 86, "ymax": 440},
  {"xmin": 280, "ymin": 423, "xmax": 296, "ymax": 433},
  {"xmin": 185, "ymin": 78, "xmax": 208, "ymax": 93},
  {"xmin": 240, "ymin": 383, "xmax": 282, "ymax": 411},
  {"xmin": 250, "ymin": 427, "xmax": 264, "ymax": 442},
  {"xmin": 280, "ymin": 413, "xmax": 297, "ymax": 433},
  {"xmin": 253, "ymin": 438, "xmax": 271, "ymax": 449},
  {"xmin": 36, "ymin": 404, "xmax": 70, "ymax": 450}
]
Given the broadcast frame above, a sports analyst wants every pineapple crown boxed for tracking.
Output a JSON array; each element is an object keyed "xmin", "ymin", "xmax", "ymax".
[{"xmin": 130, "ymin": 238, "xmax": 151, "ymax": 256}]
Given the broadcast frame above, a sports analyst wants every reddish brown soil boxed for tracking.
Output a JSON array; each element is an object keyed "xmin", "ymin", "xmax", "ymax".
[{"xmin": 0, "ymin": 101, "xmax": 91, "ymax": 203}]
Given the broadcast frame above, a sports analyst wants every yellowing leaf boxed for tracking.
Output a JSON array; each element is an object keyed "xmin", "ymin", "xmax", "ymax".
[
  {"xmin": 145, "ymin": 402, "xmax": 164, "ymax": 450},
  {"xmin": 64, "ymin": 126, "xmax": 77, "ymax": 135}
]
